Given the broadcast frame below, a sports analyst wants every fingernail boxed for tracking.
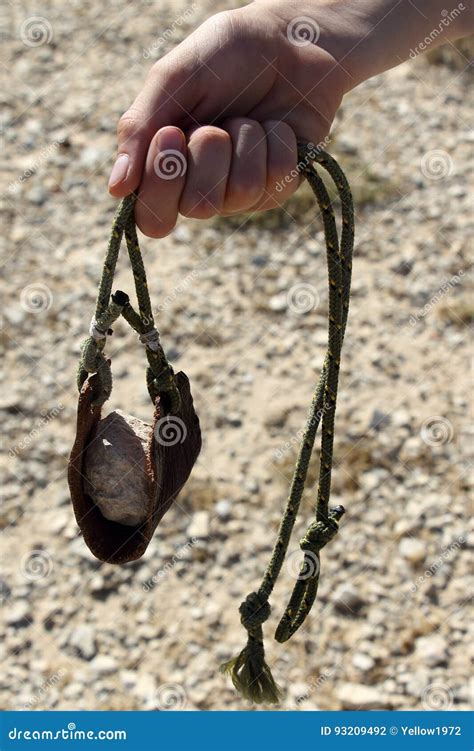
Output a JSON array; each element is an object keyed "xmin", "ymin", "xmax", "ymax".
[
  {"xmin": 154, "ymin": 128, "xmax": 186, "ymax": 180},
  {"xmin": 156, "ymin": 127, "xmax": 185, "ymax": 152},
  {"xmin": 108, "ymin": 153, "xmax": 129, "ymax": 188}
]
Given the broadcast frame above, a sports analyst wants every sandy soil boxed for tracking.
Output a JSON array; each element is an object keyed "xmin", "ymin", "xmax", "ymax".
[{"xmin": 1, "ymin": 1, "xmax": 472, "ymax": 711}]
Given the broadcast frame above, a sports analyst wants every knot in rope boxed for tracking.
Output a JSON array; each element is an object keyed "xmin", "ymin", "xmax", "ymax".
[
  {"xmin": 239, "ymin": 592, "xmax": 271, "ymax": 632},
  {"xmin": 221, "ymin": 144, "xmax": 354, "ymax": 702},
  {"xmin": 299, "ymin": 505, "xmax": 345, "ymax": 554},
  {"xmin": 89, "ymin": 318, "xmax": 107, "ymax": 341},
  {"xmin": 77, "ymin": 197, "xmax": 180, "ymax": 411},
  {"xmin": 139, "ymin": 328, "xmax": 160, "ymax": 351}
]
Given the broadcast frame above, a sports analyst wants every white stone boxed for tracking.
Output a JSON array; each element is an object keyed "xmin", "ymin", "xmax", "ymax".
[
  {"xmin": 187, "ymin": 511, "xmax": 210, "ymax": 539},
  {"xmin": 337, "ymin": 683, "xmax": 390, "ymax": 710},
  {"xmin": 90, "ymin": 655, "xmax": 117, "ymax": 676},
  {"xmin": 84, "ymin": 410, "xmax": 152, "ymax": 526},
  {"xmin": 68, "ymin": 624, "xmax": 96, "ymax": 660},
  {"xmin": 215, "ymin": 499, "xmax": 231, "ymax": 521},
  {"xmin": 352, "ymin": 653, "xmax": 375, "ymax": 672},
  {"xmin": 399, "ymin": 537, "xmax": 426, "ymax": 564},
  {"xmin": 5, "ymin": 601, "xmax": 32, "ymax": 628},
  {"xmin": 416, "ymin": 634, "xmax": 448, "ymax": 667}
]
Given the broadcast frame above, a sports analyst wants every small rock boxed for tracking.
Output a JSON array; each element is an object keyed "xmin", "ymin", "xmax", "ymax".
[
  {"xmin": 416, "ymin": 634, "xmax": 448, "ymax": 667},
  {"xmin": 90, "ymin": 655, "xmax": 117, "ymax": 676},
  {"xmin": 133, "ymin": 674, "xmax": 156, "ymax": 708},
  {"xmin": 391, "ymin": 258, "xmax": 414, "ymax": 276},
  {"xmin": 264, "ymin": 401, "xmax": 291, "ymax": 430},
  {"xmin": 26, "ymin": 186, "xmax": 47, "ymax": 206},
  {"xmin": 120, "ymin": 670, "xmax": 138, "ymax": 690},
  {"xmin": 399, "ymin": 437, "xmax": 424, "ymax": 463},
  {"xmin": 173, "ymin": 224, "xmax": 192, "ymax": 244},
  {"xmin": 215, "ymin": 499, "xmax": 232, "ymax": 521},
  {"xmin": 84, "ymin": 410, "xmax": 152, "ymax": 526},
  {"xmin": 187, "ymin": 511, "xmax": 210, "ymax": 539},
  {"xmin": 337, "ymin": 683, "xmax": 391, "ymax": 709},
  {"xmin": 68, "ymin": 625, "xmax": 97, "ymax": 660},
  {"xmin": 332, "ymin": 584, "xmax": 366, "ymax": 615},
  {"xmin": 369, "ymin": 409, "xmax": 391, "ymax": 432},
  {"xmin": 352, "ymin": 653, "xmax": 375, "ymax": 672},
  {"xmin": 5, "ymin": 601, "xmax": 32, "ymax": 628},
  {"xmin": 0, "ymin": 578, "xmax": 11, "ymax": 603},
  {"xmin": 268, "ymin": 293, "xmax": 287, "ymax": 312},
  {"xmin": 399, "ymin": 537, "xmax": 426, "ymax": 565}
]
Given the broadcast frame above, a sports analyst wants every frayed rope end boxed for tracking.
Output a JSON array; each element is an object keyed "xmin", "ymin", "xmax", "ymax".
[
  {"xmin": 220, "ymin": 646, "xmax": 282, "ymax": 705},
  {"xmin": 220, "ymin": 591, "xmax": 282, "ymax": 704}
]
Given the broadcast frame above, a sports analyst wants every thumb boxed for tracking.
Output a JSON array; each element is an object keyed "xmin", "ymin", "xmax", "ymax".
[{"xmin": 108, "ymin": 47, "xmax": 203, "ymax": 197}]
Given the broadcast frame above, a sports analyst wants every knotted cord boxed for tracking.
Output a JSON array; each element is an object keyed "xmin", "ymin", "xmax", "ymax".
[
  {"xmin": 75, "ymin": 142, "xmax": 354, "ymax": 706},
  {"xmin": 221, "ymin": 144, "xmax": 354, "ymax": 703},
  {"xmin": 77, "ymin": 193, "xmax": 180, "ymax": 411}
]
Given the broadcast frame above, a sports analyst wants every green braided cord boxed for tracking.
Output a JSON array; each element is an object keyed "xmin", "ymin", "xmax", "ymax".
[
  {"xmin": 77, "ymin": 194, "xmax": 179, "ymax": 410},
  {"xmin": 95, "ymin": 200, "xmax": 133, "ymax": 319},
  {"xmin": 275, "ymin": 147, "xmax": 354, "ymax": 641},
  {"xmin": 122, "ymin": 209, "xmax": 154, "ymax": 328},
  {"xmin": 221, "ymin": 144, "xmax": 354, "ymax": 703},
  {"xmin": 121, "ymin": 299, "xmax": 181, "ymax": 412},
  {"xmin": 77, "ymin": 295, "xmax": 129, "ymax": 406}
]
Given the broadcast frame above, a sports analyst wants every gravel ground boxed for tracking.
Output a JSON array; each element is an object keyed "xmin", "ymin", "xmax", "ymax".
[{"xmin": 1, "ymin": 1, "xmax": 472, "ymax": 711}]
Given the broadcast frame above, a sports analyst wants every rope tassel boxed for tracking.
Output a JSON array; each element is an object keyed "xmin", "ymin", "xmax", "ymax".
[
  {"xmin": 221, "ymin": 145, "xmax": 355, "ymax": 703},
  {"xmin": 220, "ymin": 592, "xmax": 281, "ymax": 704}
]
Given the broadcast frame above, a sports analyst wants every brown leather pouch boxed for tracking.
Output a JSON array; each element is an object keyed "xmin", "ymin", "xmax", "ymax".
[{"xmin": 68, "ymin": 370, "xmax": 201, "ymax": 564}]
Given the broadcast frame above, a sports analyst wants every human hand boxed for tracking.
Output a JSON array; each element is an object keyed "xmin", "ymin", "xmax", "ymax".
[{"xmin": 108, "ymin": 1, "xmax": 349, "ymax": 237}]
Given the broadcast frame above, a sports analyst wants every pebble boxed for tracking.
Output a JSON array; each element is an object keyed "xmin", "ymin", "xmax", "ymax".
[
  {"xmin": 415, "ymin": 634, "xmax": 448, "ymax": 667},
  {"xmin": 187, "ymin": 511, "xmax": 210, "ymax": 540},
  {"xmin": 268, "ymin": 293, "xmax": 287, "ymax": 312},
  {"xmin": 337, "ymin": 683, "xmax": 391, "ymax": 710},
  {"xmin": 1, "ymin": 21, "xmax": 471, "ymax": 714},
  {"xmin": 90, "ymin": 655, "xmax": 117, "ymax": 676},
  {"xmin": 215, "ymin": 499, "xmax": 232, "ymax": 521},
  {"xmin": 5, "ymin": 601, "xmax": 32, "ymax": 628},
  {"xmin": 84, "ymin": 410, "xmax": 152, "ymax": 527},
  {"xmin": 399, "ymin": 537, "xmax": 426, "ymax": 565},
  {"xmin": 68, "ymin": 625, "xmax": 97, "ymax": 661},
  {"xmin": 332, "ymin": 584, "xmax": 366, "ymax": 616},
  {"xmin": 352, "ymin": 653, "xmax": 375, "ymax": 672}
]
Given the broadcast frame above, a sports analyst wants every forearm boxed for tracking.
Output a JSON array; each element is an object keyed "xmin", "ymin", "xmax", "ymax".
[
  {"xmin": 328, "ymin": 0, "xmax": 473, "ymax": 88},
  {"xmin": 260, "ymin": 0, "xmax": 473, "ymax": 90}
]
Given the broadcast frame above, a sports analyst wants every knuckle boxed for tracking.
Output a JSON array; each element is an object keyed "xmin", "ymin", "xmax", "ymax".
[{"xmin": 117, "ymin": 110, "xmax": 144, "ymax": 143}]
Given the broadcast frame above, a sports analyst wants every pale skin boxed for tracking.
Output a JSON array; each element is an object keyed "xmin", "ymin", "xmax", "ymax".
[{"xmin": 108, "ymin": 0, "xmax": 473, "ymax": 238}]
